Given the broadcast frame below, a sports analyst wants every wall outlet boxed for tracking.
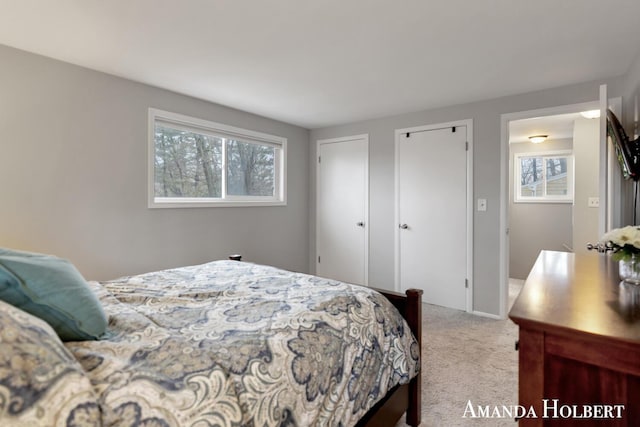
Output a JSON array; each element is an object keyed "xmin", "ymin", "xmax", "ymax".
[{"xmin": 588, "ymin": 197, "xmax": 599, "ymax": 208}]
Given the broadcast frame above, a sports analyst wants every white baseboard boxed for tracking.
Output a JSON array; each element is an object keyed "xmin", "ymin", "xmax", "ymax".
[{"xmin": 471, "ymin": 310, "xmax": 504, "ymax": 320}]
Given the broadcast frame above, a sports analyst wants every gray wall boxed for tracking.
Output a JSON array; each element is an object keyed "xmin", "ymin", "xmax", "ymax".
[
  {"xmin": 0, "ymin": 45, "xmax": 310, "ymax": 280},
  {"xmin": 572, "ymin": 118, "xmax": 600, "ymax": 253},
  {"xmin": 310, "ymin": 79, "xmax": 622, "ymax": 316},
  {"xmin": 508, "ymin": 138, "xmax": 573, "ymax": 280},
  {"xmin": 4, "ymin": 42, "xmax": 638, "ymax": 317}
]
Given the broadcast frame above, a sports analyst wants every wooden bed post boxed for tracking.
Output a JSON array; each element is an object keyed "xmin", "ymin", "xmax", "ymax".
[
  {"xmin": 405, "ymin": 288, "xmax": 423, "ymax": 427},
  {"xmin": 359, "ymin": 287, "xmax": 423, "ymax": 427}
]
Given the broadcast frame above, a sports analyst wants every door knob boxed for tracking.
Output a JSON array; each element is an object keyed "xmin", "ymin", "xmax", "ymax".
[
  {"xmin": 399, "ymin": 224, "xmax": 409, "ymax": 229},
  {"xmin": 356, "ymin": 222, "xmax": 365, "ymax": 227}
]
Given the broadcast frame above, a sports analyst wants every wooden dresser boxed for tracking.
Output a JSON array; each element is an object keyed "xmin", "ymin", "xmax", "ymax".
[{"xmin": 509, "ymin": 250, "xmax": 640, "ymax": 426}]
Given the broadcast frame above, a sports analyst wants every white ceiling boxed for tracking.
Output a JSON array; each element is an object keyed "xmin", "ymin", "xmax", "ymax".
[
  {"xmin": 1, "ymin": 0, "xmax": 640, "ymax": 129},
  {"xmin": 509, "ymin": 112, "xmax": 590, "ymax": 144}
]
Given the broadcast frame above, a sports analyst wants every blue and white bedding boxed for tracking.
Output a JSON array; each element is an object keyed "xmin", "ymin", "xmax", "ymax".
[{"xmin": 2, "ymin": 260, "xmax": 420, "ymax": 426}]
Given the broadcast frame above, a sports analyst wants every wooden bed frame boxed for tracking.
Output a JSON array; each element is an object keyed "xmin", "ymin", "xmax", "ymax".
[
  {"xmin": 228, "ymin": 256, "xmax": 423, "ymax": 426},
  {"xmin": 357, "ymin": 287, "xmax": 423, "ymax": 427}
]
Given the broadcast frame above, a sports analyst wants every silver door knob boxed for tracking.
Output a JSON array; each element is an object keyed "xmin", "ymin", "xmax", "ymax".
[
  {"xmin": 399, "ymin": 224, "xmax": 409, "ymax": 229},
  {"xmin": 356, "ymin": 222, "xmax": 365, "ymax": 227}
]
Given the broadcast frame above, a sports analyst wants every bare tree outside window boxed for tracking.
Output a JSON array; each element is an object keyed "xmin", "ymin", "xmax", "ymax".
[
  {"xmin": 520, "ymin": 157, "xmax": 543, "ymax": 196},
  {"xmin": 226, "ymin": 140, "xmax": 275, "ymax": 196},
  {"xmin": 515, "ymin": 153, "xmax": 573, "ymax": 202},
  {"xmin": 546, "ymin": 157, "xmax": 568, "ymax": 196},
  {"xmin": 150, "ymin": 110, "xmax": 285, "ymax": 207},
  {"xmin": 546, "ymin": 158, "xmax": 567, "ymax": 177},
  {"xmin": 154, "ymin": 125, "xmax": 223, "ymax": 198}
]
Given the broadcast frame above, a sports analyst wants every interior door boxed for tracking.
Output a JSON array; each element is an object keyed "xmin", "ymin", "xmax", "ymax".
[
  {"xmin": 599, "ymin": 85, "xmax": 628, "ymax": 231},
  {"xmin": 316, "ymin": 135, "xmax": 368, "ymax": 285},
  {"xmin": 397, "ymin": 125, "xmax": 469, "ymax": 310},
  {"xmin": 600, "ymin": 84, "xmax": 609, "ymax": 234}
]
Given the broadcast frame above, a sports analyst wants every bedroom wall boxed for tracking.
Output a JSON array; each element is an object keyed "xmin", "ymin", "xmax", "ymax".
[
  {"xmin": 508, "ymin": 138, "xmax": 573, "ymax": 281},
  {"xmin": 0, "ymin": 45, "xmax": 310, "ymax": 280},
  {"xmin": 572, "ymin": 117, "xmax": 600, "ymax": 253},
  {"xmin": 309, "ymin": 78, "xmax": 622, "ymax": 316}
]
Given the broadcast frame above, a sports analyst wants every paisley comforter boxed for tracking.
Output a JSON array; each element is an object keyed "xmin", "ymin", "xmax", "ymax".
[{"xmin": 8, "ymin": 260, "xmax": 420, "ymax": 426}]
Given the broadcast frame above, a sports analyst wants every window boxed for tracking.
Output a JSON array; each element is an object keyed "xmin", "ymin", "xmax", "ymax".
[
  {"xmin": 514, "ymin": 151, "xmax": 573, "ymax": 203},
  {"xmin": 149, "ymin": 109, "xmax": 286, "ymax": 207}
]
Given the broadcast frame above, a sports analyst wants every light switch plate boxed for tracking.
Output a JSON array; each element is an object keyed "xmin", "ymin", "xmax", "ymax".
[
  {"xmin": 588, "ymin": 197, "xmax": 599, "ymax": 208},
  {"xmin": 477, "ymin": 198, "xmax": 487, "ymax": 211}
]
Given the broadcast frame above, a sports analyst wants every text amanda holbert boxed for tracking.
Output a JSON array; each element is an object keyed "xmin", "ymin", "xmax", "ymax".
[{"xmin": 463, "ymin": 399, "xmax": 625, "ymax": 419}]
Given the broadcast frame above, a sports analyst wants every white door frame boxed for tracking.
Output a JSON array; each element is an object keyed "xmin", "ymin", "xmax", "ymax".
[
  {"xmin": 316, "ymin": 134, "xmax": 369, "ymax": 285},
  {"xmin": 499, "ymin": 95, "xmax": 622, "ymax": 319},
  {"xmin": 394, "ymin": 119, "xmax": 474, "ymax": 312}
]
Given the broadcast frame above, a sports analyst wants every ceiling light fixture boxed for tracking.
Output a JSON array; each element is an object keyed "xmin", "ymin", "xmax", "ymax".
[
  {"xmin": 580, "ymin": 110, "xmax": 601, "ymax": 119},
  {"xmin": 529, "ymin": 135, "xmax": 548, "ymax": 144}
]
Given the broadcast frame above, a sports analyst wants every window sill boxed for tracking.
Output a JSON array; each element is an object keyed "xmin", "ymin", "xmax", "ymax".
[
  {"xmin": 513, "ymin": 199, "xmax": 573, "ymax": 204},
  {"xmin": 149, "ymin": 198, "xmax": 286, "ymax": 208}
]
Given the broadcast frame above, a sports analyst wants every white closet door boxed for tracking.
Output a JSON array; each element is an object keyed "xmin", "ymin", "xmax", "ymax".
[
  {"xmin": 397, "ymin": 125, "xmax": 468, "ymax": 310},
  {"xmin": 317, "ymin": 135, "xmax": 368, "ymax": 285}
]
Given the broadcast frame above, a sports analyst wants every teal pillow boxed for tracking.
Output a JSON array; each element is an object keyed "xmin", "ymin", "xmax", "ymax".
[{"xmin": 0, "ymin": 248, "xmax": 107, "ymax": 341}]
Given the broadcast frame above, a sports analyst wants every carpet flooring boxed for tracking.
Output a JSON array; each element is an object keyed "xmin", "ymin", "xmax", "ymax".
[{"xmin": 395, "ymin": 280, "xmax": 523, "ymax": 427}]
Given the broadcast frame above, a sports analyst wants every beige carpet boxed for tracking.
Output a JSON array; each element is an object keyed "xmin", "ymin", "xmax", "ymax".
[{"xmin": 395, "ymin": 280, "xmax": 523, "ymax": 427}]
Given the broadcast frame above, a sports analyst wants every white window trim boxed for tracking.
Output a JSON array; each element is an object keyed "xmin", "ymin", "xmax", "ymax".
[
  {"xmin": 514, "ymin": 150, "xmax": 574, "ymax": 203},
  {"xmin": 148, "ymin": 108, "xmax": 287, "ymax": 208}
]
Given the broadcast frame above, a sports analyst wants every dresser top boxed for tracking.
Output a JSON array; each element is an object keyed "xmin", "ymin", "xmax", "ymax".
[{"xmin": 509, "ymin": 250, "xmax": 640, "ymax": 343}]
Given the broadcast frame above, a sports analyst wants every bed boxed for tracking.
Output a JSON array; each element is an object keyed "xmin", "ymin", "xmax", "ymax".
[{"xmin": 0, "ymin": 252, "xmax": 422, "ymax": 427}]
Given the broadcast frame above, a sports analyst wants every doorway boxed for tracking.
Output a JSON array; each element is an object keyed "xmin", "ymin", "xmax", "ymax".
[
  {"xmin": 316, "ymin": 134, "xmax": 369, "ymax": 285},
  {"xmin": 395, "ymin": 120, "xmax": 473, "ymax": 311},
  {"xmin": 508, "ymin": 111, "xmax": 598, "ymax": 280},
  {"xmin": 499, "ymin": 94, "xmax": 623, "ymax": 317}
]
